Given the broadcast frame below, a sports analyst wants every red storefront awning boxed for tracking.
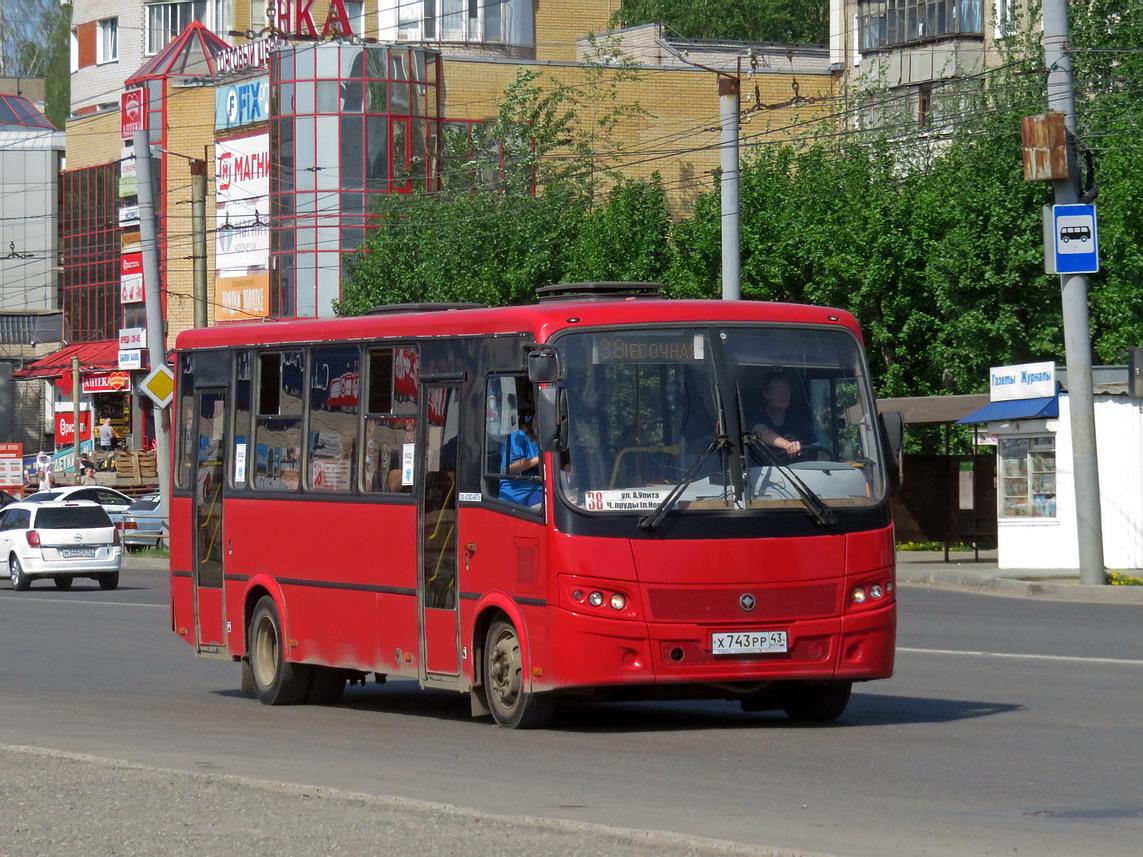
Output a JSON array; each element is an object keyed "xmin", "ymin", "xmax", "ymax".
[{"xmin": 13, "ymin": 340, "xmax": 120, "ymax": 382}]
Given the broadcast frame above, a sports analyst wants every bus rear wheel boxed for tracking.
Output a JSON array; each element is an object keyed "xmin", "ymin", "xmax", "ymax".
[
  {"xmin": 483, "ymin": 619, "xmax": 555, "ymax": 729},
  {"xmin": 782, "ymin": 681, "xmax": 852, "ymax": 723},
  {"xmin": 249, "ymin": 595, "xmax": 311, "ymax": 705}
]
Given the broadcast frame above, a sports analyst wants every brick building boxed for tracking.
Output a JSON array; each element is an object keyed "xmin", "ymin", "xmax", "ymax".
[{"xmin": 50, "ymin": 0, "xmax": 837, "ymax": 448}]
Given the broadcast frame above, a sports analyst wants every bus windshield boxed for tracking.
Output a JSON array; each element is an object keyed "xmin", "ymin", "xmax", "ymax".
[{"xmin": 556, "ymin": 325, "xmax": 885, "ymax": 515}]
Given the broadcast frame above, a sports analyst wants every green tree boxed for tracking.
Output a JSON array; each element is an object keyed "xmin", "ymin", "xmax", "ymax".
[
  {"xmin": 1070, "ymin": 0, "xmax": 1143, "ymax": 361},
  {"xmin": 338, "ymin": 60, "xmax": 670, "ymax": 315},
  {"xmin": 615, "ymin": 0, "xmax": 827, "ymax": 44},
  {"xmin": 1, "ymin": 0, "xmax": 70, "ymax": 127}
]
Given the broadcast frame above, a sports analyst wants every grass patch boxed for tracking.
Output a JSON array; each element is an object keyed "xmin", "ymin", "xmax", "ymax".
[
  {"xmin": 128, "ymin": 546, "xmax": 170, "ymax": 559},
  {"xmin": 1106, "ymin": 570, "xmax": 1143, "ymax": 586},
  {"xmin": 896, "ymin": 541, "xmax": 996, "ymax": 552}
]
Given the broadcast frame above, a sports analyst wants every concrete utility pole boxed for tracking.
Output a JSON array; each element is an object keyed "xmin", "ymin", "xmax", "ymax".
[
  {"xmin": 191, "ymin": 155, "xmax": 208, "ymax": 328},
  {"xmin": 1043, "ymin": 0, "xmax": 1105, "ymax": 584},
  {"xmin": 720, "ymin": 75, "xmax": 741, "ymax": 300},
  {"xmin": 132, "ymin": 131, "xmax": 172, "ymax": 521}
]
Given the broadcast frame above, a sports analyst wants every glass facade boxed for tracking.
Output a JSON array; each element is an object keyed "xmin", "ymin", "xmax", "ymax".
[
  {"xmin": 60, "ymin": 164, "xmax": 120, "ymax": 341},
  {"xmin": 270, "ymin": 43, "xmax": 441, "ymax": 319},
  {"xmin": 858, "ymin": 0, "xmax": 983, "ymax": 51}
]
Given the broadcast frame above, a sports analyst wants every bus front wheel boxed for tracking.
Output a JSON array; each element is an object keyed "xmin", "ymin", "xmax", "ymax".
[
  {"xmin": 249, "ymin": 595, "xmax": 311, "ymax": 705},
  {"xmin": 782, "ymin": 681, "xmax": 852, "ymax": 723},
  {"xmin": 483, "ymin": 619, "xmax": 555, "ymax": 729}
]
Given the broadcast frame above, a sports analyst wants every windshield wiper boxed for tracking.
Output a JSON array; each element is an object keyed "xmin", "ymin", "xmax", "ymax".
[
  {"xmin": 744, "ymin": 434, "xmax": 837, "ymax": 526},
  {"xmin": 637, "ymin": 437, "xmax": 725, "ymax": 531}
]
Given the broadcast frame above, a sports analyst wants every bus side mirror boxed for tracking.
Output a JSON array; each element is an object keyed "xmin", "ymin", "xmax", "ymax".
[
  {"xmin": 535, "ymin": 384, "xmax": 568, "ymax": 453},
  {"xmin": 527, "ymin": 346, "xmax": 560, "ymax": 384},
  {"xmin": 879, "ymin": 410, "xmax": 904, "ymax": 490}
]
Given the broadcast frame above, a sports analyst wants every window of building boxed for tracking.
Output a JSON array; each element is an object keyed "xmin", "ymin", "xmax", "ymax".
[
  {"xmin": 999, "ymin": 436, "xmax": 1055, "ymax": 517},
  {"xmin": 250, "ymin": 0, "xmax": 269, "ymax": 33},
  {"xmin": 917, "ymin": 82, "xmax": 933, "ymax": 129},
  {"xmin": 97, "ymin": 18, "xmax": 118, "ymax": 63},
  {"xmin": 145, "ymin": 0, "xmax": 208, "ymax": 55},
  {"xmin": 345, "ymin": 0, "xmax": 366, "ymax": 35},
  {"xmin": 70, "ymin": 29, "xmax": 80, "ymax": 73},
  {"xmin": 858, "ymin": 0, "xmax": 983, "ymax": 51},
  {"xmin": 994, "ymin": 0, "xmax": 1016, "ymax": 37}
]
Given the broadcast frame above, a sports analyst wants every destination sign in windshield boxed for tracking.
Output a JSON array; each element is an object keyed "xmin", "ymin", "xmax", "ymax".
[{"xmin": 593, "ymin": 333, "xmax": 706, "ymax": 363}]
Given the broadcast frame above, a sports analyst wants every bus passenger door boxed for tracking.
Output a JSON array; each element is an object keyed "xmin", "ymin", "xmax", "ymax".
[
  {"xmin": 192, "ymin": 390, "xmax": 227, "ymax": 652},
  {"xmin": 418, "ymin": 382, "xmax": 461, "ymax": 677}
]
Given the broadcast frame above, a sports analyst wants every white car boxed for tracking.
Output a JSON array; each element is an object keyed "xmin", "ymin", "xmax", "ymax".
[
  {"xmin": 0, "ymin": 500, "xmax": 122, "ymax": 591},
  {"xmin": 23, "ymin": 486, "xmax": 135, "ymax": 528}
]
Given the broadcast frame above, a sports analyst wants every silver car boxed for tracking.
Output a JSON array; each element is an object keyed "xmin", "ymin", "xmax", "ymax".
[
  {"xmin": 121, "ymin": 492, "xmax": 166, "ymax": 551},
  {"xmin": 0, "ymin": 500, "xmax": 122, "ymax": 591}
]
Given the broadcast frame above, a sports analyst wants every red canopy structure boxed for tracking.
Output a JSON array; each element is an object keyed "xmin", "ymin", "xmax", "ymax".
[{"xmin": 126, "ymin": 21, "xmax": 231, "ymax": 84}]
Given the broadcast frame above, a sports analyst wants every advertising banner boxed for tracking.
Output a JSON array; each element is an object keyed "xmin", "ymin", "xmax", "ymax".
[
  {"xmin": 215, "ymin": 134, "xmax": 270, "ymax": 276},
  {"xmin": 216, "ymin": 274, "xmax": 271, "ymax": 321}
]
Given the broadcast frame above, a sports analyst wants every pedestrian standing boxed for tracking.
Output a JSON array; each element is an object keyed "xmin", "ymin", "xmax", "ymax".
[
  {"xmin": 35, "ymin": 451, "xmax": 54, "ymax": 491},
  {"xmin": 98, "ymin": 418, "xmax": 117, "ymax": 456}
]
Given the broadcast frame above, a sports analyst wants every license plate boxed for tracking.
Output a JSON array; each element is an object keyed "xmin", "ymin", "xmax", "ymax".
[
  {"xmin": 712, "ymin": 630, "xmax": 788, "ymax": 655},
  {"xmin": 61, "ymin": 548, "xmax": 96, "ymax": 559}
]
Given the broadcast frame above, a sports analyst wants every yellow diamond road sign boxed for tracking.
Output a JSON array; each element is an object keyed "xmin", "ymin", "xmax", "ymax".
[{"xmin": 141, "ymin": 364, "xmax": 175, "ymax": 408}]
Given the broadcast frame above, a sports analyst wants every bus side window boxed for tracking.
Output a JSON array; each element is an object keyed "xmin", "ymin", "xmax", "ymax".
[
  {"xmin": 175, "ymin": 354, "xmax": 195, "ymax": 491},
  {"xmin": 232, "ymin": 351, "xmax": 252, "ymax": 488},
  {"xmin": 253, "ymin": 351, "xmax": 304, "ymax": 491},
  {"xmin": 362, "ymin": 346, "xmax": 417, "ymax": 494},
  {"xmin": 483, "ymin": 376, "xmax": 542, "ymax": 507},
  {"xmin": 307, "ymin": 345, "xmax": 360, "ymax": 492}
]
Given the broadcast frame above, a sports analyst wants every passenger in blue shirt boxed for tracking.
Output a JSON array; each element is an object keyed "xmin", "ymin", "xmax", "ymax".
[{"xmin": 499, "ymin": 405, "xmax": 544, "ymax": 508}]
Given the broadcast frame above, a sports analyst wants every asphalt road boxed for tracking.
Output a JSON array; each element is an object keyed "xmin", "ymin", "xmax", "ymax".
[{"xmin": 1, "ymin": 564, "xmax": 1141, "ymax": 857}]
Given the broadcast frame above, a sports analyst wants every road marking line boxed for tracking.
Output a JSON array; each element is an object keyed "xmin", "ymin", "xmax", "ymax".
[
  {"xmin": 0, "ymin": 598, "xmax": 163, "ymax": 608},
  {"xmin": 900, "ymin": 646, "xmax": 1143, "ymax": 666}
]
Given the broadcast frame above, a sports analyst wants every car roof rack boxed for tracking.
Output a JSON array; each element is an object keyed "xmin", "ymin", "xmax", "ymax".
[
  {"xmin": 364, "ymin": 302, "xmax": 485, "ymax": 315},
  {"xmin": 535, "ymin": 282, "xmax": 665, "ymax": 302}
]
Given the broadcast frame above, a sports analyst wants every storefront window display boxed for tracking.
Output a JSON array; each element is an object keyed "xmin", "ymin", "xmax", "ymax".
[{"xmin": 999, "ymin": 435, "xmax": 1056, "ymax": 517}]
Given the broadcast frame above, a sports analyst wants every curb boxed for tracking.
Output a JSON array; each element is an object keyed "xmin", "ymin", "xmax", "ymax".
[{"xmin": 897, "ymin": 566, "xmax": 1143, "ymax": 604}]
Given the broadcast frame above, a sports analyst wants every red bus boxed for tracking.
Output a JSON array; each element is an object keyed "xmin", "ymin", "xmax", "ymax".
[{"xmin": 169, "ymin": 283, "xmax": 902, "ymax": 728}]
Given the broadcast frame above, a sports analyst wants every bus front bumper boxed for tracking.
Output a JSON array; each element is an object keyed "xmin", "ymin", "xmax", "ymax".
[{"xmin": 539, "ymin": 602, "xmax": 895, "ymax": 691}]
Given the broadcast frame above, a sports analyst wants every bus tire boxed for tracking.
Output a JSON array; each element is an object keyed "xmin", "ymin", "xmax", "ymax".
[
  {"xmin": 240, "ymin": 658, "xmax": 256, "ymax": 697},
  {"xmin": 249, "ymin": 595, "xmax": 311, "ymax": 705},
  {"xmin": 783, "ymin": 681, "xmax": 852, "ymax": 723},
  {"xmin": 483, "ymin": 619, "xmax": 556, "ymax": 729}
]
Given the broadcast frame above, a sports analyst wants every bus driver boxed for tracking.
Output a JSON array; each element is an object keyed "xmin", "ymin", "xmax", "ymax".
[{"xmin": 752, "ymin": 370, "xmax": 820, "ymax": 460}]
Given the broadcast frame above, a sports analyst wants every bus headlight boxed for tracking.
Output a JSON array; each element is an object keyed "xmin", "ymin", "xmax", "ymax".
[
  {"xmin": 852, "ymin": 587, "xmax": 867, "ymax": 604},
  {"xmin": 609, "ymin": 593, "xmax": 626, "ymax": 610},
  {"xmin": 588, "ymin": 591, "xmax": 604, "ymax": 607}
]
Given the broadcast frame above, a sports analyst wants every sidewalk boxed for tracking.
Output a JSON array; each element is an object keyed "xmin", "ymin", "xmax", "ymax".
[{"xmin": 895, "ymin": 550, "xmax": 1143, "ymax": 604}]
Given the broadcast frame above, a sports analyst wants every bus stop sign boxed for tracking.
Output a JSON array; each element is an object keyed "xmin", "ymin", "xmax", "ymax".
[
  {"xmin": 1047, "ymin": 204, "xmax": 1099, "ymax": 274},
  {"xmin": 141, "ymin": 364, "xmax": 175, "ymax": 408}
]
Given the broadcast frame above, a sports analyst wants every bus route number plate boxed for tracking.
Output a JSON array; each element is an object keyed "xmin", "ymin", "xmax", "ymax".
[{"xmin": 712, "ymin": 630, "xmax": 788, "ymax": 655}]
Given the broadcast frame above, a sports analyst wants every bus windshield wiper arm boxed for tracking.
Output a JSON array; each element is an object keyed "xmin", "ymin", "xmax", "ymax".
[
  {"xmin": 744, "ymin": 434, "xmax": 837, "ymax": 526},
  {"xmin": 638, "ymin": 437, "xmax": 724, "ymax": 531}
]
